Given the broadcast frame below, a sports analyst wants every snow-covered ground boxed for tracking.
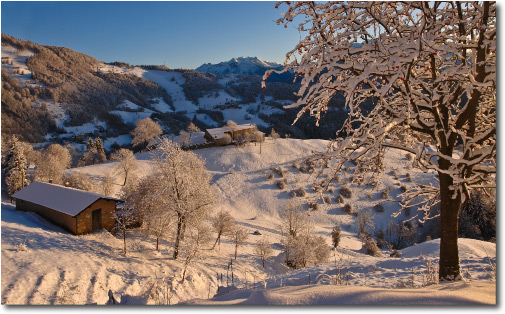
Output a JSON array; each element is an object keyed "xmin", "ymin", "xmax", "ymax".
[
  {"xmin": 1, "ymin": 45, "xmax": 41, "ymax": 88},
  {"xmin": 1, "ymin": 133, "xmax": 496, "ymax": 306}
]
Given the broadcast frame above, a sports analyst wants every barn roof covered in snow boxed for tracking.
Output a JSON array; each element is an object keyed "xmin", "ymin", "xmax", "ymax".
[
  {"xmin": 206, "ymin": 123, "xmax": 257, "ymax": 139},
  {"xmin": 12, "ymin": 181, "xmax": 121, "ymax": 217}
]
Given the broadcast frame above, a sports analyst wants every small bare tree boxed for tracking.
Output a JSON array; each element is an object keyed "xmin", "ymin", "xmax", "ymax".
[
  {"xmin": 226, "ymin": 120, "xmax": 238, "ymax": 140},
  {"xmin": 35, "ymin": 144, "xmax": 71, "ymax": 184},
  {"xmin": 229, "ymin": 226, "xmax": 249, "ymax": 260},
  {"xmin": 180, "ymin": 222, "xmax": 212, "ymax": 283},
  {"xmin": 114, "ymin": 206, "xmax": 137, "ymax": 255},
  {"xmin": 269, "ymin": 128, "xmax": 280, "ymax": 141},
  {"xmin": 254, "ymin": 238, "xmax": 273, "ymax": 271},
  {"xmin": 211, "ymin": 210, "xmax": 235, "ymax": 249},
  {"xmin": 186, "ymin": 122, "xmax": 201, "ymax": 137},
  {"xmin": 179, "ymin": 130, "xmax": 190, "ymax": 147},
  {"xmin": 131, "ymin": 117, "xmax": 163, "ymax": 148},
  {"xmin": 111, "ymin": 148, "xmax": 138, "ymax": 186}
]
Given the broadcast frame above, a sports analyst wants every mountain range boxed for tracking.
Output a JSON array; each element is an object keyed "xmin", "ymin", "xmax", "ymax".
[{"xmin": 196, "ymin": 57, "xmax": 283, "ymax": 75}]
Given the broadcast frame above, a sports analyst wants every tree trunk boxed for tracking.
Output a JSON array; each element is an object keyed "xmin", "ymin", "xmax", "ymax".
[
  {"xmin": 123, "ymin": 231, "xmax": 127, "ymax": 255},
  {"xmin": 438, "ymin": 169, "xmax": 463, "ymax": 281},
  {"xmin": 123, "ymin": 171, "xmax": 128, "ymax": 186},
  {"xmin": 156, "ymin": 237, "xmax": 159, "ymax": 251},
  {"xmin": 173, "ymin": 214, "xmax": 183, "ymax": 259},
  {"xmin": 212, "ymin": 232, "xmax": 222, "ymax": 249},
  {"xmin": 234, "ymin": 245, "xmax": 238, "ymax": 260}
]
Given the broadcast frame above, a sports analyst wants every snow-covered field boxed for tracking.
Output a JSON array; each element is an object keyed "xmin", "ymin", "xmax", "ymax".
[{"xmin": 1, "ymin": 138, "xmax": 496, "ymax": 305}]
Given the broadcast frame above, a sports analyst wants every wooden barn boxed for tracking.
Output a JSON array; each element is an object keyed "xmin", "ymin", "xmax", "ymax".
[{"xmin": 12, "ymin": 181, "xmax": 122, "ymax": 235}]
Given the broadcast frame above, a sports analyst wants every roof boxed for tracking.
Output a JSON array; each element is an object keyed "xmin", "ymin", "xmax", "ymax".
[
  {"xmin": 12, "ymin": 181, "xmax": 121, "ymax": 217},
  {"xmin": 206, "ymin": 123, "xmax": 257, "ymax": 139}
]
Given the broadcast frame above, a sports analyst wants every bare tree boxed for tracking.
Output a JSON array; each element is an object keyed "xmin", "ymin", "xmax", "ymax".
[
  {"xmin": 101, "ymin": 171, "xmax": 115, "ymax": 197},
  {"xmin": 186, "ymin": 122, "xmax": 201, "ymax": 138},
  {"xmin": 228, "ymin": 226, "xmax": 249, "ymax": 260},
  {"xmin": 150, "ymin": 139, "xmax": 216, "ymax": 260},
  {"xmin": 34, "ymin": 144, "xmax": 71, "ymax": 184},
  {"xmin": 211, "ymin": 210, "xmax": 235, "ymax": 249},
  {"xmin": 254, "ymin": 238, "xmax": 273, "ymax": 271},
  {"xmin": 266, "ymin": 1, "xmax": 496, "ymax": 281},
  {"xmin": 114, "ymin": 206, "xmax": 137, "ymax": 255},
  {"xmin": 269, "ymin": 128, "xmax": 280, "ymax": 141},
  {"xmin": 180, "ymin": 222, "xmax": 212, "ymax": 283},
  {"xmin": 226, "ymin": 120, "xmax": 238, "ymax": 140},
  {"xmin": 179, "ymin": 130, "xmax": 190, "ymax": 147},
  {"xmin": 111, "ymin": 148, "xmax": 138, "ymax": 186},
  {"xmin": 131, "ymin": 117, "xmax": 163, "ymax": 148}
]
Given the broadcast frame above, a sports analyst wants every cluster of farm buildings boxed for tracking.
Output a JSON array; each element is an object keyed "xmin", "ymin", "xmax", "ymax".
[{"xmin": 10, "ymin": 123, "xmax": 265, "ymax": 235}]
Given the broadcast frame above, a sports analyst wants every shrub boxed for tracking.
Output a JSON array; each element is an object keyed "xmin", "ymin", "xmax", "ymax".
[
  {"xmin": 366, "ymin": 191, "xmax": 373, "ymax": 200},
  {"xmin": 323, "ymin": 195, "xmax": 332, "ymax": 204},
  {"xmin": 336, "ymin": 194, "xmax": 345, "ymax": 204},
  {"xmin": 381, "ymin": 188, "xmax": 390, "ymax": 199},
  {"xmin": 276, "ymin": 180, "xmax": 286, "ymax": 189},
  {"xmin": 299, "ymin": 165, "xmax": 308, "ymax": 173},
  {"xmin": 373, "ymin": 203, "xmax": 385, "ymax": 213},
  {"xmin": 405, "ymin": 153, "xmax": 413, "ymax": 161},
  {"xmin": 271, "ymin": 166, "xmax": 285, "ymax": 178},
  {"xmin": 267, "ymin": 173, "xmax": 274, "ymax": 181},
  {"xmin": 289, "ymin": 190, "xmax": 297, "ymax": 198},
  {"xmin": 308, "ymin": 201, "xmax": 320, "ymax": 211},
  {"xmin": 405, "ymin": 173, "xmax": 412, "ymax": 182},
  {"xmin": 295, "ymin": 187, "xmax": 306, "ymax": 197},
  {"xmin": 333, "ymin": 175, "xmax": 340, "ymax": 183},
  {"xmin": 339, "ymin": 186, "xmax": 352, "ymax": 198},
  {"xmin": 327, "ymin": 187, "xmax": 335, "ymax": 194},
  {"xmin": 362, "ymin": 238, "xmax": 382, "ymax": 257},
  {"xmin": 343, "ymin": 203, "xmax": 353, "ymax": 214},
  {"xmin": 400, "ymin": 185, "xmax": 407, "ymax": 193},
  {"xmin": 331, "ymin": 225, "xmax": 341, "ymax": 249}
]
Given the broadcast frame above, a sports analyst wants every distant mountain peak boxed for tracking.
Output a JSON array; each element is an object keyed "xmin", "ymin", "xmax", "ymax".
[{"xmin": 196, "ymin": 57, "xmax": 282, "ymax": 76}]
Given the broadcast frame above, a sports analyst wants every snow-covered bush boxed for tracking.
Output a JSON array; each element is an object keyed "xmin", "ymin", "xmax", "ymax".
[
  {"xmin": 339, "ymin": 186, "xmax": 352, "ymax": 199},
  {"xmin": 111, "ymin": 148, "xmax": 138, "ymax": 186},
  {"xmin": 323, "ymin": 195, "xmax": 331, "ymax": 204},
  {"xmin": 380, "ymin": 188, "xmax": 390, "ymax": 200},
  {"xmin": 331, "ymin": 225, "xmax": 341, "ymax": 249},
  {"xmin": 276, "ymin": 179, "xmax": 286, "ymax": 189},
  {"xmin": 266, "ymin": 173, "xmax": 274, "ymax": 181},
  {"xmin": 343, "ymin": 203, "xmax": 353, "ymax": 215},
  {"xmin": 335, "ymin": 194, "xmax": 345, "ymax": 204},
  {"xmin": 308, "ymin": 201, "xmax": 319, "ymax": 211},
  {"xmin": 295, "ymin": 187, "xmax": 306, "ymax": 197},
  {"xmin": 34, "ymin": 143, "xmax": 71, "ymax": 185},
  {"xmin": 362, "ymin": 238, "xmax": 382, "ymax": 257},
  {"xmin": 64, "ymin": 172, "xmax": 95, "ymax": 192}
]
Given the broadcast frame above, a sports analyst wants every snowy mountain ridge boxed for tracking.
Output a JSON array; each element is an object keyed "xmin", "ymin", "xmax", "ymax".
[{"xmin": 196, "ymin": 56, "xmax": 283, "ymax": 75}]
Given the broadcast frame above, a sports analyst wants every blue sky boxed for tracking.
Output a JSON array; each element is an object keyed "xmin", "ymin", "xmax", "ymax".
[{"xmin": 1, "ymin": 1, "xmax": 301, "ymax": 69}]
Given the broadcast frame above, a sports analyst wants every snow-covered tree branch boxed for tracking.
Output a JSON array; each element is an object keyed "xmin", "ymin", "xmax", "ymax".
[{"xmin": 265, "ymin": 1, "xmax": 495, "ymax": 281}]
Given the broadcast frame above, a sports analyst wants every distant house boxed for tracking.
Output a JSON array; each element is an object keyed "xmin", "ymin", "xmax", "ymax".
[
  {"xmin": 12, "ymin": 181, "xmax": 122, "ymax": 235},
  {"xmin": 204, "ymin": 123, "xmax": 265, "ymax": 146}
]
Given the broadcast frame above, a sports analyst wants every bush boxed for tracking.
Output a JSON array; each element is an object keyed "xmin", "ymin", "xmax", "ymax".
[
  {"xmin": 336, "ymin": 194, "xmax": 345, "ymax": 204},
  {"xmin": 405, "ymin": 173, "xmax": 412, "ymax": 182},
  {"xmin": 339, "ymin": 186, "xmax": 352, "ymax": 198},
  {"xmin": 400, "ymin": 185, "xmax": 407, "ymax": 193},
  {"xmin": 289, "ymin": 190, "xmax": 297, "ymax": 198},
  {"xmin": 295, "ymin": 187, "xmax": 306, "ymax": 197},
  {"xmin": 308, "ymin": 201, "xmax": 320, "ymax": 211},
  {"xmin": 381, "ymin": 188, "xmax": 390, "ymax": 199},
  {"xmin": 276, "ymin": 180, "xmax": 286, "ymax": 189},
  {"xmin": 362, "ymin": 238, "xmax": 382, "ymax": 257},
  {"xmin": 343, "ymin": 203, "xmax": 353, "ymax": 214},
  {"xmin": 299, "ymin": 165, "xmax": 308, "ymax": 173},
  {"xmin": 271, "ymin": 166, "xmax": 285, "ymax": 178},
  {"xmin": 267, "ymin": 173, "xmax": 274, "ymax": 181},
  {"xmin": 373, "ymin": 203, "xmax": 385, "ymax": 213},
  {"xmin": 327, "ymin": 187, "xmax": 335, "ymax": 194},
  {"xmin": 331, "ymin": 225, "xmax": 341, "ymax": 249},
  {"xmin": 405, "ymin": 153, "xmax": 413, "ymax": 161},
  {"xmin": 323, "ymin": 195, "xmax": 332, "ymax": 204}
]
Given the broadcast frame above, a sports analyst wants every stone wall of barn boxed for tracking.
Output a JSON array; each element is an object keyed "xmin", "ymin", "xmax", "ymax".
[
  {"xmin": 15, "ymin": 199, "xmax": 78, "ymax": 234},
  {"xmin": 75, "ymin": 199, "xmax": 116, "ymax": 234}
]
